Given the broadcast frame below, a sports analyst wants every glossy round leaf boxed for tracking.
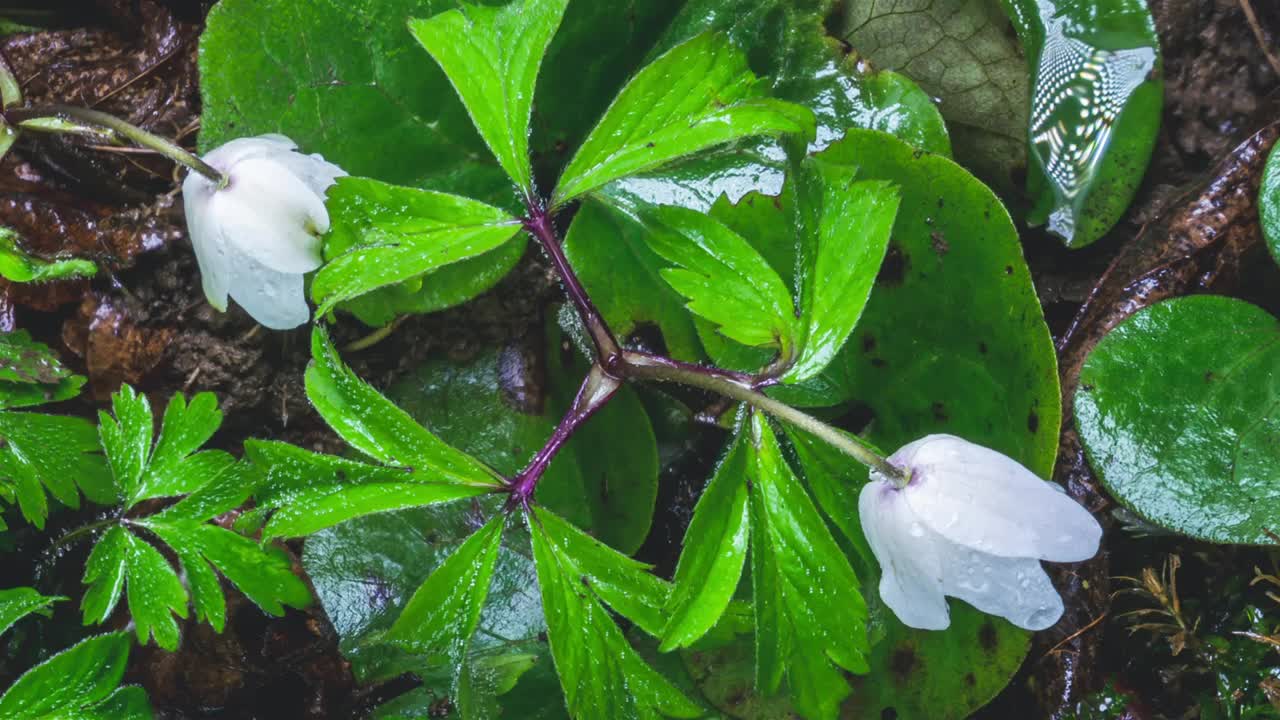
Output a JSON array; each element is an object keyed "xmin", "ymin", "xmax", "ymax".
[{"xmin": 1076, "ymin": 295, "xmax": 1280, "ymax": 545}]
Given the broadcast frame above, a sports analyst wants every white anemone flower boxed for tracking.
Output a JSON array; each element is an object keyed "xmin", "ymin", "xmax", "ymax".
[
  {"xmin": 859, "ymin": 434, "xmax": 1101, "ymax": 631},
  {"xmin": 182, "ymin": 134, "xmax": 346, "ymax": 330}
]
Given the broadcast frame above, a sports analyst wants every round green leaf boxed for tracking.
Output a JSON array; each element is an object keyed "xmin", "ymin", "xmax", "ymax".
[{"xmin": 1076, "ymin": 295, "xmax": 1280, "ymax": 545}]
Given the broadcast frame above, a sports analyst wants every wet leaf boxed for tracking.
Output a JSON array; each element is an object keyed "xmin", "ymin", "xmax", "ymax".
[
  {"xmin": 316, "ymin": 177, "xmax": 523, "ymax": 316},
  {"xmin": 784, "ymin": 160, "xmax": 899, "ymax": 383},
  {"xmin": 1076, "ymin": 296, "xmax": 1280, "ymax": 545},
  {"xmin": 0, "ymin": 226, "xmax": 96, "ymax": 283},
  {"xmin": 0, "ymin": 587, "xmax": 63, "ymax": 638},
  {"xmin": 562, "ymin": 200, "xmax": 704, "ymax": 361},
  {"xmin": 837, "ymin": 0, "xmax": 1027, "ymax": 194},
  {"xmin": 0, "ymin": 330, "xmax": 84, "ymax": 409},
  {"xmin": 409, "ymin": 0, "xmax": 568, "ymax": 194},
  {"xmin": 0, "ymin": 633, "xmax": 149, "ymax": 720},
  {"xmin": 0, "ymin": 410, "xmax": 111, "ymax": 528},
  {"xmin": 1003, "ymin": 0, "xmax": 1163, "ymax": 247},
  {"xmin": 306, "ymin": 327, "xmax": 503, "ymax": 487},
  {"xmin": 659, "ymin": 433, "xmax": 750, "ymax": 652},
  {"xmin": 529, "ymin": 506, "xmax": 701, "ymax": 720},
  {"xmin": 643, "ymin": 205, "xmax": 799, "ymax": 355},
  {"xmin": 552, "ymin": 32, "xmax": 815, "ymax": 206},
  {"xmin": 747, "ymin": 412, "xmax": 868, "ymax": 720}
]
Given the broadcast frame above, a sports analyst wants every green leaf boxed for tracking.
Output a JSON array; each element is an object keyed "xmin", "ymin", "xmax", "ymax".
[
  {"xmin": 80, "ymin": 526, "xmax": 189, "ymax": 650},
  {"xmin": 659, "ymin": 432, "xmax": 750, "ymax": 651},
  {"xmin": 385, "ymin": 514, "xmax": 505, "ymax": 661},
  {"xmin": 97, "ymin": 385, "xmax": 152, "ymax": 500},
  {"xmin": 836, "ymin": 0, "xmax": 1027, "ymax": 195},
  {"xmin": 316, "ymin": 177, "xmax": 524, "ymax": 316},
  {"xmin": 562, "ymin": 200, "xmax": 703, "ymax": 362},
  {"xmin": 785, "ymin": 161, "xmax": 899, "ymax": 382},
  {"xmin": 529, "ymin": 507, "xmax": 701, "ymax": 720},
  {"xmin": 248, "ymin": 441, "xmax": 490, "ymax": 539},
  {"xmin": 0, "ymin": 411, "xmax": 111, "ymax": 527},
  {"xmin": 409, "ymin": 0, "xmax": 569, "ymax": 193},
  {"xmin": 1261, "ymin": 142, "xmax": 1280, "ymax": 267},
  {"xmin": 532, "ymin": 508, "xmax": 669, "ymax": 636},
  {"xmin": 1076, "ymin": 295, "xmax": 1280, "ymax": 545},
  {"xmin": 0, "ymin": 587, "xmax": 63, "ymax": 638},
  {"xmin": 746, "ymin": 412, "xmax": 868, "ymax": 720},
  {"xmin": 306, "ymin": 327, "xmax": 502, "ymax": 487},
  {"xmin": 0, "ymin": 226, "xmax": 96, "ymax": 283},
  {"xmin": 781, "ymin": 425, "xmax": 875, "ymax": 574},
  {"xmin": 646, "ymin": 205, "xmax": 799, "ymax": 354},
  {"xmin": 0, "ymin": 330, "xmax": 84, "ymax": 410},
  {"xmin": 553, "ymin": 32, "xmax": 814, "ymax": 206},
  {"xmin": 0, "ymin": 633, "xmax": 145, "ymax": 720},
  {"xmin": 143, "ymin": 520, "xmax": 311, "ymax": 619},
  {"xmin": 135, "ymin": 393, "xmax": 232, "ymax": 505},
  {"xmin": 1003, "ymin": 0, "xmax": 1162, "ymax": 247}
]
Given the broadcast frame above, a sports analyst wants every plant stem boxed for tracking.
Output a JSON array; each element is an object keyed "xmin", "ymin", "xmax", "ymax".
[
  {"xmin": 6, "ymin": 104, "xmax": 224, "ymax": 184},
  {"xmin": 507, "ymin": 364, "xmax": 622, "ymax": 507},
  {"xmin": 622, "ymin": 350, "xmax": 905, "ymax": 482},
  {"xmin": 523, "ymin": 207, "xmax": 621, "ymax": 366}
]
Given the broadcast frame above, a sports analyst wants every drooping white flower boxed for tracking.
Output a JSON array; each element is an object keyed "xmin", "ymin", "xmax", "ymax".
[
  {"xmin": 182, "ymin": 134, "xmax": 346, "ymax": 330},
  {"xmin": 858, "ymin": 434, "xmax": 1101, "ymax": 631}
]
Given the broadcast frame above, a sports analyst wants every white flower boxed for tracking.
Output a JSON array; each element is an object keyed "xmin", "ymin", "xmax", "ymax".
[
  {"xmin": 858, "ymin": 434, "xmax": 1101, "ymax": 631},
  {"xmin": 182, "ymin": 134, "xmax": 346, "ymax": 330}
]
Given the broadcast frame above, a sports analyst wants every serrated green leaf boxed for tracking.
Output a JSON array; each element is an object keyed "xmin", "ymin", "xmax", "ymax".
[
  {"xmin": 660, "ymin": 432, "xmax": 750, "ymax": 651},
  {"xmin": 157, "ymin": 459, "xmax": 260, "ymax": 523},
  {"xmin": 0, "ymin": 411, "xmax": 111, "ymax": 527},
  {"xmin": 646, "ymin": 205, "xmax": 798, "ymax": 354},
  {"xmin": 0, "ymin": 226, "xmax": 96, "ymax": 284},
  {"xmin": 0, "ymin": 633, "xmax": 137, "ymax": 720},
  {"xmin": 81, "ymin": 686, "xmax": 153, "ymax": 720},
  {"xmin": 0, "ymin": 587, "xmax": 63, "ymax": 638},
  {"xmin": 747, "ymin": 411, "xmax": 868, "ymax": 720},
  {"xmin": 785, "ymin": 163, "xmax": 899, "ymax": 383},
  {"xmin": 562, "ymin": 200, "xmax": 704, "ymax": 362},
  {"xmin": 385, "ymin": 514, "xmax": 504, "ymax": 662},
  {"xmin": 553, "ymin": 32, "xmax": 814, "ymax": 206},
  {"xmin": 143, "ymin": 520, "xmax": 311, "ymax": 620},
  {"xmin": 306, "ymin": 327, "xmax": 502, "ymax": 487},
  {"xmin": 529, "ymin": 508, "xmax": 701, "ymax": 720},
  {"xmin": 97, "ymin": 385, "xmax": 152, "ymax": 501},
  {"xmin": 116, "ymin": 529, "xmax": 188, "ymax": 650},
  {"xmin": 315, "ymin": 177, "xmax": 523, "ymax": 316},
  {"xmin": 0, "ymin": 330, "xmax": 82, "ymax": 408},
  {"xmin": 532, "ymin": 508, "xmax": 668, "ymax": 637},
  {"xmin": 139, "ymin": 392, "xmax": 224, "ymax": 500},
  {"xmin": 1076, "ymin": 296, "xmax": 1280, "ymax": 545},
  {"xmin": 782, "ymin": 424, "xmax": 875, "ymax": 574},
  {"xmin": 248, "ymin": 441, "xmax": 487, "ymax": 539},
  {"xmin": 409, "ymin": 0, "xmax": 568, "ymax": 193}
]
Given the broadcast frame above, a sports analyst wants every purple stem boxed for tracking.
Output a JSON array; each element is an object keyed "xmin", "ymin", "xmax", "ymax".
[
  {"xmin": 524, "ymin": 207, "xmax": 621, "ymax": 367},
  {"xmin": 507, "ymin": 364, "xmax": 622, "ymax": 508}
]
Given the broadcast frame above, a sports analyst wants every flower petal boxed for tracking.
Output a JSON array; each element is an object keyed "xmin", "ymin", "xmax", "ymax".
[
  {"xmin": 933, "ymin": 536, "xmax": 1064, "ymax": 631},
  {"xmin": 182, "ymin": 172, "xmax": 230, "ymax": 311},
  {"xmin": 203, "ymin": 135, "xmax": 298, "ymax": 172},
  {"xmin": 226, "ymin": 250, "xmax": 311, "ymax": 330},
  {"xmin": 897, "ymin": 435, "xmax": 1101, "ymax": 562},
  {"xmin": 859, "ymin": 480, "xmax": 950, "ymax": 630},
  {"xmin": 209, "ymin": 157, "xmax": 328, "ymax": 273}
]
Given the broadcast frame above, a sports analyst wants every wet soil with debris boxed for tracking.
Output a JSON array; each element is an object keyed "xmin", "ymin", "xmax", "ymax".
[{"xmin": 0, "ymin": 0, "xmax": 1277, "ymax": 718}]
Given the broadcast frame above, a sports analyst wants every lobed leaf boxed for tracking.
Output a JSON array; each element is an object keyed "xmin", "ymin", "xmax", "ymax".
[
  {"xmin": 0, "ymin": 587, "xmax": 64, "ymax": 638},
  {"xmin": 0, "ymin": 633, "xmax": 146, "ymax": 720},
  {"xmin": 0, "ymin": 411, "xmax": 111, "ymax": 527},
  {"xmin": 0, "ymin": 330, "xmax": 84, "ymax": 410}
]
